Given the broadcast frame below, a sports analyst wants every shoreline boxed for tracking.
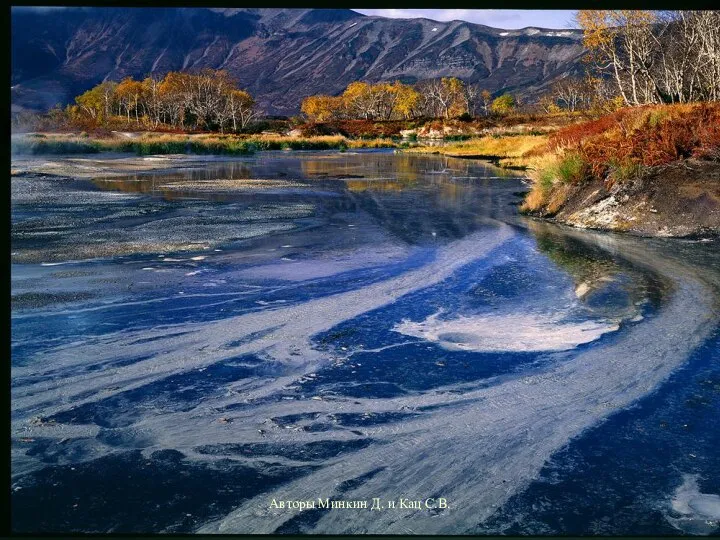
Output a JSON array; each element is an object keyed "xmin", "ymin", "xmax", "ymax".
[
  {"xmin": 520, "ymin": 159, "xmax": 720, "ymax": 239},
  {"xmin": 11, "ymin": 143, "xmax": 720, "ymax": 239}
]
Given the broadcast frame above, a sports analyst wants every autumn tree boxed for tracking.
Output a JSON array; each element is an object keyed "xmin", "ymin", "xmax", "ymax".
[
  {"xmin": 115, "ymin": 77, "xmax": 145, "ymax": 123},
  {"xmin": 159, "ymin": 72, "xmax": 190, "ymax": 129},
  {"xmin": 420, "ymin": 77, "xmax": 466, "ymax": 118},
  {"xmin": 301, "ymin": 95, "xmax": 344, "ymax": 122},
  {"xmin": 75, "ymin": 81, "xmax": 117, "ymax": 123},
  {"xmin": 392, "ymin": 82, "xmax": 421, "ymax": 119},
  {"xmin": 461, "ymin": 83, "xmax": 484, "ymax": 117},
  {"xmin": 69, "ymin": 69, "xmax": 256, "ymax": 132},
  {"xmin": 372, "ymin": 83, "xmax": 401, "ymax": 120},
  {"xmin": 302, "ymin": 81, "xmax": 425, "ymax": 121},
  {"xmin": 479, "ymin": 90, "xmax": 493, "ymax": 116},
  {"xmin": 550, "ymin": 76, "xmax": 596, "ymax": 112},
  {"xmin": 225, "ymin": 90, "xmax": 255, "ymax": 131},
  {"xmin": 538, "ymin": 94, "xmax": 561, "ymax": 114},
  {"xmin": 577, "ymin": 10, "xmax": 720, "ymax": 105},
  {"xmin": 490, "ymin": 94, "xmax": 516, "ymax": 115},
  {"xmin": 342, "ymin": 82, "xmax": 396, "ymax": 120}
]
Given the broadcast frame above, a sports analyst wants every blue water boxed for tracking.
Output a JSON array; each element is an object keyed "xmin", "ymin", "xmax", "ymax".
[{"xmin": 10, "ymin": 151, "xmax": 720, "ymax": 533}]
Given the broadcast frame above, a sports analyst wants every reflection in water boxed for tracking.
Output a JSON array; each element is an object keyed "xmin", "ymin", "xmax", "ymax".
[
  {"xmin": 528, "ymin": 221, "xmax": 667, "ymax": 320},
  {"xmin": 10, "ymin": 151, "xmax": 720, "ymax": 534}
]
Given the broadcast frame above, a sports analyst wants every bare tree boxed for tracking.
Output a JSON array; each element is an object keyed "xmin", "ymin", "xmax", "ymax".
[
  {"xmin": 578, "ymin": 10, "xmax": 720, "ymax": 106},
  {"xmin": 461, "ymin": 83, "xmax": 483, "ymax": 117}
]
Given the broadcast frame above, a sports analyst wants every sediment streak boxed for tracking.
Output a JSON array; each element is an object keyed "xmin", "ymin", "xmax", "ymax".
[
  {"xmin": 197, "ymin": 231, "xmax": 716, "ymax": 534},
  {"xmin": 11, "ymin": 221, "xmax": 513, "ymax": 424},
  {"xmin": 11, "ymin": 221, "xmax": 716, "ymax": 534}
]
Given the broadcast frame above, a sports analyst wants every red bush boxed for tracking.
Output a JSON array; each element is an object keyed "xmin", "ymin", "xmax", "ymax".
[{"xmin": 549, "ymin": 103, "xmax": 720, "ymax": 177}]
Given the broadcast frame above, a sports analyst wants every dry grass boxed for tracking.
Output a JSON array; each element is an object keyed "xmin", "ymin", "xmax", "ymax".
[
  {"xmin": 521, "ymin": 102, "xmax": 720, "ymax": 215},
  {"xmin": 347, "ymin": 137, "xmax": 402, "ymax": 149},
  {"xmin": 405, "ymin": 134, "xmax": 548, "ymax": 168},
  {"xmin": 11, "ymin": 132, "xmax": 402, "ymax": 155},
  {"xmin": 550, "ymin": 102, "xmax": 720, "ymax": 171}
]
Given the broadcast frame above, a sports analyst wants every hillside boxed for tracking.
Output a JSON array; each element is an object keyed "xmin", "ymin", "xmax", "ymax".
[{"xmin": 11, "ymin": 7, "xmax": 585, "ymax": 115}]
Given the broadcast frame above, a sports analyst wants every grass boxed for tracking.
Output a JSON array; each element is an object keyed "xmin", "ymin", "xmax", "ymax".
[
  {"xmin": 347, "ymin": 137, "xmax": 402, "ymax": 149},
  {"xmin": 11, "ymin": 137, "xmax": 105, "ymax": 154},
  {"xmin": 555, "ymin": 153, "xmax": 589, "ymax": 184},
  {"xmin": 11, "ymin": 132, "xmax": 401, "ymax": 156},
  {"xmin": 519, "ymin": 153, "xmax": 591, "ymax": 214},
  {"xmin": 521, "ymin": 102, "xmax": 720, "ymax": 215},
  {"xmin": 607, "ymin": 158, "xmax": 644, "ymax": 186},
  {"xmin": 404, "ymin": 134, "xmax": 548, "ymax": 167}
]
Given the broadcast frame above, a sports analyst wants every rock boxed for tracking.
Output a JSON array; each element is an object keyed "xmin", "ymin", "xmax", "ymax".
[{"xmin": 575, "ymin": 282, "xmax": 591, "ymax": 298}]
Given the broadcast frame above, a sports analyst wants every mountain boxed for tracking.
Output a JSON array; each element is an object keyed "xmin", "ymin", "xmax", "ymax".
[{"xmin": 11, "ymin": 7, "xmax": 586, "ymax": 115}]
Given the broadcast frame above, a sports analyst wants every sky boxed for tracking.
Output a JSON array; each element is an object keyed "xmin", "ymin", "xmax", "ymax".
[{"xmin": 352, "ymin": 9, "xmax": 579, "ymax": 30}]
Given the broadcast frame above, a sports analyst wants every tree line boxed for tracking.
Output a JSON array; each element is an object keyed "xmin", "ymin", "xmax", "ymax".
[
  {"xmin": 69, "ymin": 69, "xmax": 256, "ymax": 132},
  {"xmin": 578, "ymin": 10, "xmax": 720, "ymax": 105},
  {"xmin": 301, "ymin": 79, "xmax": 517, "ymax": 122}
]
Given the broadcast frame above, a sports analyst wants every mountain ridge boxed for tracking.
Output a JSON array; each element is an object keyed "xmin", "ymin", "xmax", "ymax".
[{"xmin": 11, "ymin": 7, "xmax": 586, "ymax": 115}]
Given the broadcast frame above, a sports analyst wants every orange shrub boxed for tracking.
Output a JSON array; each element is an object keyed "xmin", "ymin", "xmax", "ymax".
[{"xmin": 548, "ymin": 103, "xmax": 720, "ymax": 178}]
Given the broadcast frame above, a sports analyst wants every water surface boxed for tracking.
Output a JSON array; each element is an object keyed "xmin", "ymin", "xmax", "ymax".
[{"xmin": 11, "ymin": 151, "xmax": 720, "ymax": 534}]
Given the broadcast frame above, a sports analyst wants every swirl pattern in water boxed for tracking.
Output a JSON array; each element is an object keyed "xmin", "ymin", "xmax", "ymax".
[{"xmin": 10, "ymin": 151, "xmax": 720, "ymax": 534}]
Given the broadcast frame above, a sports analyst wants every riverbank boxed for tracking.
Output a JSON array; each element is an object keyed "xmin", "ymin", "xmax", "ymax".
[
  {"xmin": 524, "ymin": 159, "xmax": 720, "ymax": 237},
  {"xmin": 519, "ymin": 103, "xmax": 720, "ymax": 237},
  {"xmin": 11, "ymin": 103, "xmax": 720, "ymax": 238},
  {"xmin": 9, "ymin": 112, "xmax": 577, "ymax": 158}
]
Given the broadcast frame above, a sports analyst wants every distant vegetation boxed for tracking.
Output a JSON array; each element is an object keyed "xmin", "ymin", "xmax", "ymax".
[
  {"xmin": 33, "ymin": 69, "xmax": 257, "ymax": 133},
  {"xmin": 300, "ymin": 79, "xmax": 508, "ymax": 121},
  {"xmin": 405, "ymin": 135, "xmax": 548, "ymax": 167},
  {"xmin": 11, "ymin": 132, "xmax": 408, "ymax": 156}
]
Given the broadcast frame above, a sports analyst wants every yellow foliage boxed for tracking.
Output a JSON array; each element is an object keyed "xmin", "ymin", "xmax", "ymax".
[{"xmin": 301, "ymin": 95, "xmax": 344, "ymax": 122}]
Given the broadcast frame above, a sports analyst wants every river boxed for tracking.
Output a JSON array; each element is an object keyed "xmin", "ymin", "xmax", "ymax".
[{"xmin": 10, "ymin": 150, "xmax": 720, "ymax": 534}]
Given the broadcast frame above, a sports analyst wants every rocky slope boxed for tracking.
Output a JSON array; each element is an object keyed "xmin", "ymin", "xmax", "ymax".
[{"xmin": 11, "ymin": 7, "xmax": 585, "ymax": 115}]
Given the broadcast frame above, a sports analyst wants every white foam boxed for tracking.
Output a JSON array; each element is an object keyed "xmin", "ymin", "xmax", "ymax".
[
  {"xmin": 240, "ymin": 243, "xmax": 411, "ymax": 281},
  {"xmin": 394, "ymin": 311, "xmax": 619, "ymax": 352},
  {"xmin": 11, "ymin": 224, "xmax": 514, "ymax": 423},
  {"xmin": 667, "ymin": 474, "xmax": 720, "ymax": 534}
]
